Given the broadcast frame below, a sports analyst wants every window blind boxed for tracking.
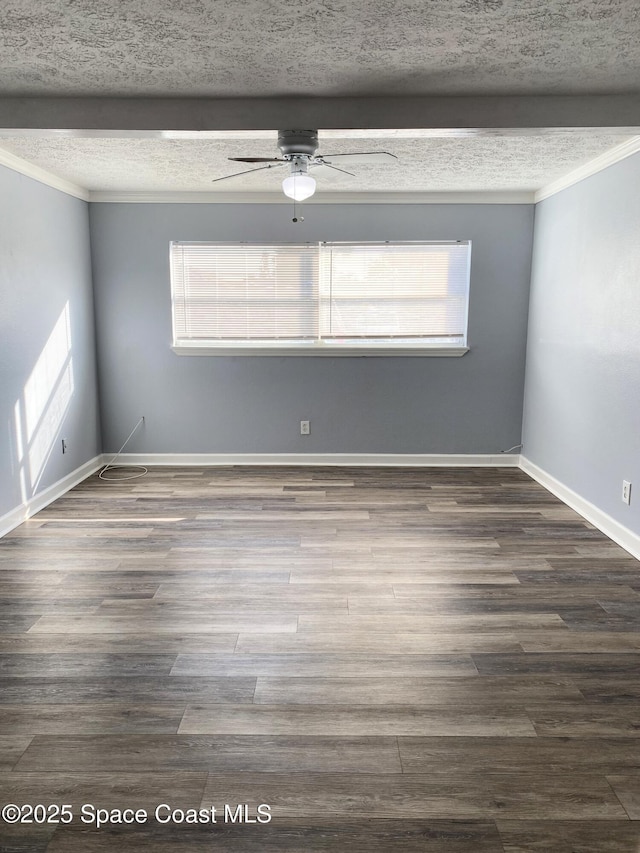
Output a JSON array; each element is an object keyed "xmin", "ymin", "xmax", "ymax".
[
  {"xmin": 320, "ymin": 242, "xmax": 470, "ymax": 343},
  {"xmin": 170, "ymin": 241, "xmax": 471, "ymax": 350},
  {"xmin": 171, "ymin": 243, "xmax": 319, "ymax": 343}
]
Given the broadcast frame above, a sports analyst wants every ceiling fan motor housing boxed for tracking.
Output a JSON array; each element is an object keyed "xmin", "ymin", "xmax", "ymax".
[{"xmin": 278, "ymin": 130, "xmax": 319, "ymax": 158}]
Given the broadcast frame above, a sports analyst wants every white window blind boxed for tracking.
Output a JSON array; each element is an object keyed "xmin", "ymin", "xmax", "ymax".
[
  {"xmin": 171, "ymin": 241, "xmax": 471, "ymax": 354},
  {"xmin": 319, "ymin": 242, "xmax": 470, "ymax": 343},
  {"xmin": 171, "ymin": 243, "xmax": 319, "ymax": 343}
]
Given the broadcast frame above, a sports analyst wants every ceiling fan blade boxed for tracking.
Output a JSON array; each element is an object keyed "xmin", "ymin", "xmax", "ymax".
[
  {"xmin": 312, "ymin": 162, "xmax": 356, "ymax": 179},
  {"xmin": 319, "ymin": 151, "xmax": 398, "ymax": 165},
  {"xmin": 211, "ymin": 162, "xmax": 287, "ymax": 183},
  {"xmin": 228, "ymin": 157, "xmax": 285, "ymax": 163}
]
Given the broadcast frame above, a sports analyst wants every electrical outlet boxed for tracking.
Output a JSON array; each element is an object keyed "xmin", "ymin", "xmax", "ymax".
[
  {"xmin": 300, "ymin": 420, "xmax": 310, "ymax": 435},
  {"xmin": 61, "ymin": 439, "xmax": 68, "ymax": 454},
  {"xmin": 622, "ymin": 480, "xmax": 632, "ymax": 505}
]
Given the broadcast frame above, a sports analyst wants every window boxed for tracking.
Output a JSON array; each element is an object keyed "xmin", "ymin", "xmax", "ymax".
[{"xmin": 170, "ymin": 241, "xmax": 471, "ymax": 356}]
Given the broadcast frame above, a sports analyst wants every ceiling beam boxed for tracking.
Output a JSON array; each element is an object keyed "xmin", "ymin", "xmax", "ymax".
[{"xmin": 0, "ymin": 95, "xmax": 639, "ymax": 134}]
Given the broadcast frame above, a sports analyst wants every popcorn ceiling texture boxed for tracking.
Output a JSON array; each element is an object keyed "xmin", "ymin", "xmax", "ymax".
[
  {"xmin": 1, "ymin": 0, "xmax": 639, "ymax": 97},
  {"xmin": 0, "ymin": 133, "xmax": 631, "ymax": 192}
]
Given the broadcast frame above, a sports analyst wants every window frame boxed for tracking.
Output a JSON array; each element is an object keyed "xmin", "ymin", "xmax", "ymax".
[{"xmin": 170, "ymin": 240, "xmax": 471, "ymax": 357}]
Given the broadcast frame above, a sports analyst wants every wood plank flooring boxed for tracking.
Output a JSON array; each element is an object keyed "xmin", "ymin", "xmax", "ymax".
[{"xmin": 0, "ymin": 465, "xmax": 639, "ymax": 852}]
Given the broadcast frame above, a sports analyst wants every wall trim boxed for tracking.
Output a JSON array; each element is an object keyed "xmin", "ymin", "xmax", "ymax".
[
  {"xmin": 89, "ymin": 190, "xmax": 535, "ymax": 205},
  {"xmin": 2, "ymin": 132, "xmax": 638, "ymax": 207},
  {"xmin": 0, "ymin": 455, "xmax": 103, "ymax": 539},
  {"xmin": 112, "ymin": 452, "xmax": 520, "ymax": 467},
  {"xmin": 0, "ymin": 145, "xmax": 89, "ymax": 201},
  {"xmin": 520, "ymin": 456, "xmax": 640, "ymax": 561},
  {"xmin": 535, "ymin": 135, "xmax": 640, "ymax": 202},
  {"xmin": 171, "ymin": 344, "xmax": 469, "ymax": 358},
  {"xmin": 4, "ymin": 453, "xmax": 637, "ymax": 562}
]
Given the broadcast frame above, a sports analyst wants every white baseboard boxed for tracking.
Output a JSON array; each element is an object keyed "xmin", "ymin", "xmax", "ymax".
[
  {"xmin": 6, "ymin": 453, "xmax": 636, "ymax": 562},
  {"xmin": 520, "ymin": 456, "xmax": 640, "ymax": 561},
  {"xmin": 112, "ymin": 452, "xmax": 521, "ymax": 468},
  {"xmin": 0, "ymin": 455, "xmax": 103, "ymax": 538}
]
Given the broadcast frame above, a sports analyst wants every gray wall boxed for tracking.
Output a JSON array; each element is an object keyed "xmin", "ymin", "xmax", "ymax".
[
  {"xmin": 0, "ymin": 166, "xmax": 101, "ymax": 519},
  {"xmin": 522, "ymin": 152, "xmax": 640, "ymax": 536},
  {"xmin": 90, "ymin": 202, "xmax": 533, "ymax": 455}
]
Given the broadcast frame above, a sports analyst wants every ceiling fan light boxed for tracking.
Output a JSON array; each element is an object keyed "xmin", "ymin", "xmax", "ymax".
[{"xmin": 282, "ymin": 172, "xmax": 316, "ymax": 201}]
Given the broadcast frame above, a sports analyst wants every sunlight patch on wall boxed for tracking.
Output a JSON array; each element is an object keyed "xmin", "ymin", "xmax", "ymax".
[{"xmin": 13, "ymin": 302, "xmax": 75, "ymax": 501}]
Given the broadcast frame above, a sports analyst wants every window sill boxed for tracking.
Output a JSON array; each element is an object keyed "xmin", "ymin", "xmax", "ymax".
[{"xmin": 171, "ymin": 345, "xmax": 469, "ymax": 358}]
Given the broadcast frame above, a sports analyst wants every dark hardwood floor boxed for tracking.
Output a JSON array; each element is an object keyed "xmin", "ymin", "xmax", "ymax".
[{"xmin": 0, "ymin": 466, "xmax": 639, "ymax": 852}]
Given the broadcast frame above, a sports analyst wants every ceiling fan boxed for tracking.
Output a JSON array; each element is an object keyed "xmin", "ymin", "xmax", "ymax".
[{"xmin": 212, "ymin": 130, "xmax": 398, "ymax": 207}]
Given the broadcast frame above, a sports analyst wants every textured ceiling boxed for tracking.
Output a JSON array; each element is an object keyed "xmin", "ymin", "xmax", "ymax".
[
  {"xmin": 0, "ymin": 132, "xmax": 632, "ymax": 193},
  {"xmin": 1, "ymin": 0, "xmax": 639, "ymax": 98},
  {"xmin": 2, "ymin": 1, "xmax": 637, "ymax": 195}
]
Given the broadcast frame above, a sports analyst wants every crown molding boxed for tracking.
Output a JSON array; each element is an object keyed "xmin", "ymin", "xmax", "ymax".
[
  {"xmin": 535, "ymin": 135, "xmax": 640, "ymax": 202},
  {"xmin": 3, "ymin": 127, "xmax": 638, "ymax": 207},
  {"xmin": 0, "ymin": 145, "xmax": 89, "ymax": 200},
  {"xmin": 89, "ymin": 190, "xmax": 534, "ymax": 204}
]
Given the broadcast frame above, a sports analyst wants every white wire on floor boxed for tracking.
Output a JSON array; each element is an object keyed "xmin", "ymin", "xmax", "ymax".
[{"xmin": 99, "ymin": 416, "xmax": 148, "ymax": 481}]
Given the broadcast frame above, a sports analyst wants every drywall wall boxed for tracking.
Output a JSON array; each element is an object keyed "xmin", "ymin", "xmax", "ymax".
[
  {"xmin": 523, "ymin": 152, "xmax": 640, "ymax": 537},
  {"xmin": 89, "ymin": 202, "xmax": 533, "ymax": 454},
  {"xmin": 0, "ymin": 165, "xmax": 101, "ymax": 519}
]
